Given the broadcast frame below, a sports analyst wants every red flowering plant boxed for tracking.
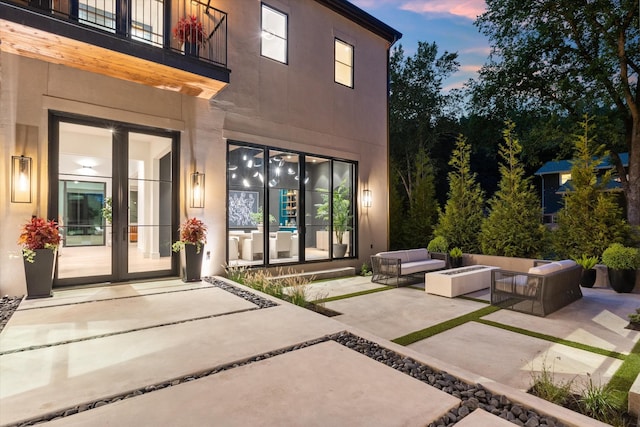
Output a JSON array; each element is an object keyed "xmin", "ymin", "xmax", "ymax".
[
  {"xmin": 18, "ymin": 217, "xmax": 61, "ymax": 263},
  {"xmin": 172, "ymin": 217, "xmax": 207, "ymax": 254},
  {"xmin": 172, "ymin": 15, "xmax": 207, "ymax": 47}
]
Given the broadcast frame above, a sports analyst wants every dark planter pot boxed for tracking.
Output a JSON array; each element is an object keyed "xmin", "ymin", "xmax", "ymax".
[
  {"xmin": 608, "ymin": 268, "xmax": 636, "ymax": 293},
  {"xmin": 333, "ymin": 243, "xmax": 348, "ymax": 258},
  {"xmin": 181, "ymin": 244, "xmax": 204, "ymax": 282},
  {"xmin": 580, "ymin": 268, "xmax": 597, "ymax": 288},
  {"xmin": 183, "ymin": 42, "xmax": 200, "ymax": 57},
  {"xmin": 450, "ymin": 257, "xmax": 462, "ymax": 269},
  {"xmin": 23, "ymin": 249, "xmax": 56, "ymax": 299}
]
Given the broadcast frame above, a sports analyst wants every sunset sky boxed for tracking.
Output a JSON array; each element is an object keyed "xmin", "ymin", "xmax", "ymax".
[{"xmin": 353, "ymin": 0, "xmax": 491, "ymax": 90}]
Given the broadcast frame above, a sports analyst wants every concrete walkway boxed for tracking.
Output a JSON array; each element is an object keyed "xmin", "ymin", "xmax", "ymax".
[{"xmin": 1, "ymin": 276, "xmax": 630, "ymax": 426}]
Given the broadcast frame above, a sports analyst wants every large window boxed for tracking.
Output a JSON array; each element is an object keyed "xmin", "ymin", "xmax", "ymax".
[
  {"xmin": 227, "ymin": 143, "xmax": 356, "ymax": 266},
  {"xmin": 335, "ymin": 39, "xmax": 353, "ymax": 88},
  {"xmin": 261, "ymin": 3, "xmax": 288, "ymax": 63}
]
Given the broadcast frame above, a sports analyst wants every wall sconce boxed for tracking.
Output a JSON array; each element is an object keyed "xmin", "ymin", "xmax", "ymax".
[
  {"xmin": 190, "ymin": 171, "xmax": 205, "ymax": 208},
  {"xmin": 11, "ymin": 155, "xmax": 32, "ymax": 203},
  {"xmin": 362, "ymin": 189, "xmax": 372, "ymax": 208}
]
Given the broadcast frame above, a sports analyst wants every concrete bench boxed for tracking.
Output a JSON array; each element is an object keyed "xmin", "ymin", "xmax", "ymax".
[{"xmin": 371, "ymin": 249, "xmax": 446, "ymax": 287}]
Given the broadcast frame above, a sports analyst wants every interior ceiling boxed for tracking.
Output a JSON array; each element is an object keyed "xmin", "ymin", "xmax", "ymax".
[{"xmin": 0, "ymin": 19, "xmax": 227, "ymax": 99}]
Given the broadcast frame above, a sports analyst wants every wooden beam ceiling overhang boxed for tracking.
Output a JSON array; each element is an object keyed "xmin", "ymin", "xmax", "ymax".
[{"xmin": 0, "ymin": 5, "xmax": 229, "ymax": 99}]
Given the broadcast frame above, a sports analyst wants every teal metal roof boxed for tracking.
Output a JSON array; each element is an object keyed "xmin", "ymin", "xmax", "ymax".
[{"xmin": 535, "ymin": 153, "xmax": 629, "ymax": 176}]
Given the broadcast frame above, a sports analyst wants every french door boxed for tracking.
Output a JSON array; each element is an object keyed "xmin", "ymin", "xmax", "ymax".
[{"xmin": 49, "ymin": 113, "xmax": 179, "ymax": 286}]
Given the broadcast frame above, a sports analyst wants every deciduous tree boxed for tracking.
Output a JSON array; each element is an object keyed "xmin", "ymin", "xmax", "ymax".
[{"xmin": 473, "ymin": 0, "xmax": 640, "ymax": 227}]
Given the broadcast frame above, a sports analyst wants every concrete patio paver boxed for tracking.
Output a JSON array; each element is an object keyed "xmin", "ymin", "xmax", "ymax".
[
  {"xmin": 44, "ymin": 341, "xmax": 461, "ymax": 427},
  {"xmin": 325, "ymin": 287, "xmax": 486, "ymax": 340},
  {"xmin": 0, "ymin": 276, "xmax": 626, "ymax": 427},
  {"xmin": 0, "ymin": 297, "xmax": 345, "ymax": 426},
  {"xmin": 484, "ymin": 287, "xmax": 640, "ymax": 354},
  {"xmin": 408, "ymin": 321, "xmax": 623, "ymax": 392},
  {"xmin": 0, "ymin": 286, "xmax": 256, "ymax": 352}
]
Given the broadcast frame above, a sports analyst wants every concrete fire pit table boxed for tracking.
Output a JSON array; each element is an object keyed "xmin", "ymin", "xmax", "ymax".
[{"xmin": 425, "ymin": 265, "xmax": 499, "ymax": 298}]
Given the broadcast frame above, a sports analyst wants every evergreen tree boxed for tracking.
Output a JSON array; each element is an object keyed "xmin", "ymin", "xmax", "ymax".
[
  {"xmin": 434, "ymin": 134, "xmax": 484, "ymax": 253},
  {"xmin": 553, "ymin": 116, "xmax": 629, "ymax": 259},
  {"xmin": 389, "ymin": 159, "xmax": 407, "ymax": 250},
  {"xmin": 480, "ymin": 121, "xmax": 545, "ymax": 257},
  {"xmin": 403, "ymin": 147, "xmax": 438, "ymax": 249}
]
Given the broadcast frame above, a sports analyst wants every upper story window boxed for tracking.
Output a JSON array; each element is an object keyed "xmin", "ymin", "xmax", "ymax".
[
  {"xmin": 560, "ymin": 173, "xmax": 571, "ymax": 185},
  {"xmin": 261, "ymin": 4, "xmax": 288, "ymax": 63},
  {"xmin": 335, "ymin": 39, "xmax": 353, "ymax": 88}
]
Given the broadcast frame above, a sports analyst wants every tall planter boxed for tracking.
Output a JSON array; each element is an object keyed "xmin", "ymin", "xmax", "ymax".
[
  {"xmin": 181, "ymin": 244, "xmax": 203, "ymax": 282},
  {"xmin": 580, "ymin": 268, "xmax": 597, "ymax": 288},
  {"xmin": 608, "ymin": 269, "xmax": 636, "ymax": 293},
  {"xmin": 23, "ymin": 249, "xmax": 56, "ymax": 299}
]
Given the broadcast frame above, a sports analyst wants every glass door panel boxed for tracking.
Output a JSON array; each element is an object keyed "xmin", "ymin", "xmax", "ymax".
[
  {"xmin": 305, "ymin": 156, "xmax": 330, "ymax": 261},
  {"xmin": 268, "ymin": 150, "xmax": 299, "ymax": 264},
  {"xmin": 127, "ymin": 132, "xmax": 173, "ymax": 273},
  {"xmin": 57, "ymin": 122, "xmax": 113, "ymax": 279}
]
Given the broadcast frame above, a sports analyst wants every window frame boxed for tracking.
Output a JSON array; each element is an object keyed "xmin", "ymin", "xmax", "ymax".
[
  {"xmin": 260, "ymin": 3, "xmax": 289, "ymax": 64},
  {"xmin": 334, "ymin": 38, "xmax": 354, "ymax": 88},
  {"xmin": 226, "ymin": 141, "xmax": 358, "ymax": 266}
]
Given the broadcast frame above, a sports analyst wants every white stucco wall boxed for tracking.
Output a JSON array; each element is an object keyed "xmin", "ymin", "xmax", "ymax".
[{"xmin": 0, "ymin": 0, "xmax": 392, "ymax": 296}]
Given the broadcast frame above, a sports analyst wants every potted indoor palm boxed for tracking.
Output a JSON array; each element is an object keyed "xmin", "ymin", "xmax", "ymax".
[
  {"xmin": 18, "ymin": 217, "xmax": 61, "ymax": 298},
  {"xmin": 172, "ymin": 217, "xmax": 207, "ymax": 282},
  {"xmin": 315, "ymin": 181, "xmax": 352, "ymax": 258},
  {"xmin": 173, "ymin": 15, "xmax": 207, "ymax": 57}
]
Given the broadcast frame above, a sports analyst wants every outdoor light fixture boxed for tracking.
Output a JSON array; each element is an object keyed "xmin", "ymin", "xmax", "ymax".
[
  {"xmin": 11, "ymin": 155, "xmax": 32, "ymax": 203},
  {"xmin": 191, "ymin": 171, "xmax": 205, "ymax": 208},
  {"xmin": 362, "ymin": 189, "xmax": 372, "ymax": 208}
]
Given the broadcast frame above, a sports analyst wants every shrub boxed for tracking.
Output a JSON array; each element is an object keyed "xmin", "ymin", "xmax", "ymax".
[
  {"xmin": 427, "ymin": 236, "xmax": 448, "ymax": 253},
  {"xmin": 602, "ymin": 243, "xmax": 640, "ymax": 270},
  {"xmin": 449, "ymin": 247, "xmax": 463, "ymax": 258}
]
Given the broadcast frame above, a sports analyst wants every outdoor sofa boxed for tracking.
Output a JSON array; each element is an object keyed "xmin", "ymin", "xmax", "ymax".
[
  {"xmin": 371, "ymin": 248, "xmax": 446, "ymax": 286},
  {"xmin": 491, "ymin": 259, "xmax": 582, "ymax": 316}
]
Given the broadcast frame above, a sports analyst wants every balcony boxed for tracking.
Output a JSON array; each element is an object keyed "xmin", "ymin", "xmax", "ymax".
[{"xmin": 0, "ymin": 0, "xmax": 229, "ymax": 98}]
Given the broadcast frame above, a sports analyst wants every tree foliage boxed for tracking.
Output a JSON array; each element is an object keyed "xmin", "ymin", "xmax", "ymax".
[
  {"xmin": 472, "ymin": 0, "xmax": 640, "ymax": 226},
  {"xmin": 481, "ymin": 121, "xmax": 546, "ymax": 257},
  {"xmin": 403, "ymin": 147, "xmax": 438, "ymax": 249},
  {"xmin": 553, "ymin": 116, "xmax": 629, "ymax": 259},
  {"xmin": 434, "ymin": 135, "xmax": 485, "ymax": 253},
  {"xmin": 388, "ymin": 42, "xmax": 461, "ymax": 248}
]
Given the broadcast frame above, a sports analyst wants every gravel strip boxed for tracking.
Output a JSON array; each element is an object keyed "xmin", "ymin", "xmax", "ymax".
[{"xmin": 0, "ymin": 295, "xmax": 23, "ymax": 333}]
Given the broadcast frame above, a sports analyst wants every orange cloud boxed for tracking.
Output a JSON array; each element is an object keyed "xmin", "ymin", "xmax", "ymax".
[{"xmin": 400, "ymin": 0, "xmax": 486, "ymax": 20}]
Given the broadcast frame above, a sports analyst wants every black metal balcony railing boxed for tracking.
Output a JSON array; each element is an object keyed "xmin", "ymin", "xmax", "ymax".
[{"xmin": 15, "ymin": 0, "xmax": 227, "ymax": 68}]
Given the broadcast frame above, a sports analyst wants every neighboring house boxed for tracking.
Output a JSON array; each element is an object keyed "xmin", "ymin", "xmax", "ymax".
[
  {"xmin": 0, "ymin": 0, "xmax": 401, "ymax": 296},
  {"xmin": 534, "ymin": 153, "xmax": 629, "ymax": 223}
]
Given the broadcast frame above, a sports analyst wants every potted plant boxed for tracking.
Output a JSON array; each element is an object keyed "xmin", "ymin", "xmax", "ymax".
[
  {"xmin": 449, "ymin": 247, "xmax": 463, "ymax": 269},
  {"xmin": 315, "ymin": 181, "xmax": 353, "ymax": 258},
  {"xmin": 573, "ymin": 254, "xmax": 599, "ymax": 288},
  {"xmin": 627, "ymin": 308, "xmax": 640, "ymax": 331},
  {"xmin": 172, "ymin": 217, "xmax": 207, "ymax": 282},
  {"xmin": 601, "ymin": 243, "xmax": 640, "ymax": 293},
  {"xmin": 173, "ymin": 15, "xmax": 207, "ymax": 57},
  {"xmin": 18, "ymin": 217, "xmax": 61, "ymax": 299},
  {"xmin": 249, "ymin": 206, "xmax": 276, "ymax": 232}
]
